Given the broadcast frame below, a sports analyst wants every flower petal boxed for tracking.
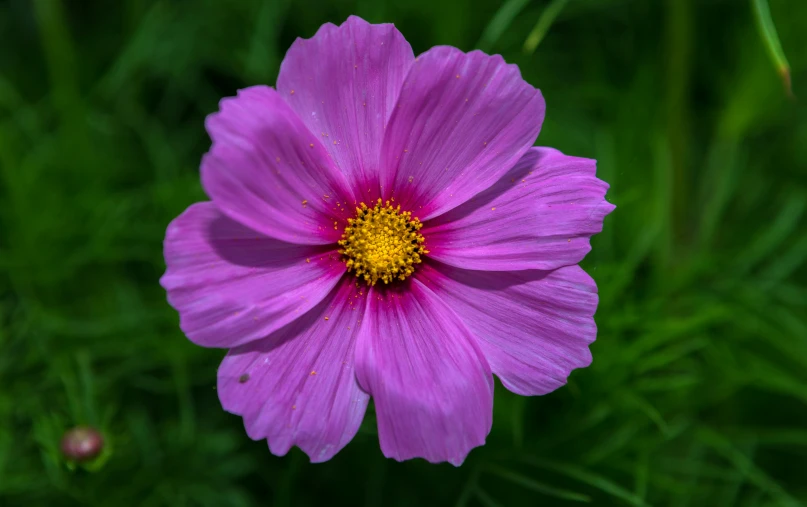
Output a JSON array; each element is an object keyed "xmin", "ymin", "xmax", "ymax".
[
  {"xmin": 380, "ymin": 47, "xmax": 545, "ymax": 220},
  {"xmin": 417, "ymin": 262, "xmax": 599, "ymax": 396},
  {"xmin": 277, "ymin": 16, "xmax": 414, "ymax": 200},
  {"xmin": 355, "ymin": 279, "xmax": 493, "ymax": 465},
  {"xmin": 217, "ymin": 276, "xmax": 369, "ymax": 463},
  {"xmin": 160, "ymin": 202, "xmax": 345, "ymax": 348},
  {"xmin": 202, "ymin": 85, "xmax": 356, "ymax": 245},
  {"xmin": 423, "ymin": 148, "xmax": 615, "ymax": 271}
]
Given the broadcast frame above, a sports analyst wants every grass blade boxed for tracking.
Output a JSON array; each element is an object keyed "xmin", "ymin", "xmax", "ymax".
[
  {"xmin": 622, "ymin": 392, "xmax": 671, "ymax": 436},
  {"xmin": 474, "ymin": 488, "xmax": 505, "ymax": 507},
  {"xmin": 751, "ymin": 0, "xmax": 793, "ymax": 97},
  {"xmin": 486, "ymin": 464, "xmax": 591, "ymax": 502},
  {"xmin": 523, "ymin": 0, "xmax": 569, "ymax": 54},
  {"xmin": 697, "ymin": 139, "xmax": 741, "ymax": 248},
  {"xmin": 454, "ymin": 466, "xmax": 481, "ymax": 507},
  {"xmin": 518, "ymin": 458, "xmax": 650, "ymax": 507},
  {"xmin": 759, "ymin": 233, "xmax": 807, "ymax": 287},
  {"xmin": 697, "ymin": 428, "xmax": 801, "ymax": 507},
  {"xmin": 477, "ymin": 0, "xmax": 533, "ymax": 52},
  {"xmin": 734, "ymin": 193, "xmax": 805, "ymax": 274}
]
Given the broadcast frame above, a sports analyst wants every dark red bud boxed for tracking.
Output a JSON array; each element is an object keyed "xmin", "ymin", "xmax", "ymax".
[{"xmin": 60, "ymin": 426, "xmax": 104, "ymax": 462}]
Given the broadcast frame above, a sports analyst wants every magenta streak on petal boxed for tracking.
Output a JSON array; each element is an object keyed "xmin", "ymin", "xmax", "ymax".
[
  {"xmin": 417, "ymin": 262, "xmax": 598, "ymax": 396},
  {"xmin": 423, "ymin": 147, "xmax": 615, "ymax": 271},
  {"xmin": 217, "ymin": 276, "xmax": 369, "ymax": 463},
  {"xmin": 202, "ymin": 85, "xmax": 356, "ymax": 245},
  {"xmin": 278, "ymin": 16, "xmax": 414, "ymax": 203},
  {"xmin": 379, "ymin": 47, "xmax": 545, "ymax": 220},
  {"xmin": 354, "ymin": 279, "xmax": 493, "ymax": 466},
  {"xmin": 160, "ymin": 202, "xmax": 346, "ymax": 348}
]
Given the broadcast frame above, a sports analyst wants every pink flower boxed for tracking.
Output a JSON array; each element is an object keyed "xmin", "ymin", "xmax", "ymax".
[{"xmin": 161, "ymin": 16, "xmax": 614, "ymax": 465}]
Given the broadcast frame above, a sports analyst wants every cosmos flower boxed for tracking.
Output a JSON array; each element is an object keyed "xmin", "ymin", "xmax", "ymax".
[{"xmin": 161, "ymin": 16, "xmax": 614, "ymax": 465}]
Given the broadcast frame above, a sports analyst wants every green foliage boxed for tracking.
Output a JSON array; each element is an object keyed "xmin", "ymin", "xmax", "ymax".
[{"xmin": 1, "ymin": 0, "xmax": 805, "ymax": 505}]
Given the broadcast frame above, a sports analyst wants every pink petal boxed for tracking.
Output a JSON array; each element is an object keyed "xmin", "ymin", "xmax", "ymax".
[
  {"xmin": 417, "ymin": 262, "xmax": 599, "ymax": 396},
  {"xmin": 355, "ymin": 280, "xmax": 493, "ymax": 465},
  {"xmin": 380, "ymin": 47, "xmax": 545, "ymax": 220},
  {"xmin": 278, "ymin": 16, "xmax": 414, "ymax": 200},
  {"xmin": 160, "ymin": 202, "xmax": 345, "ymax": 348},
  {"xmin": 202, "ymin": 86, "xmax": 356, "ymax": 245},
  {"xmin": 217, "ymin": 276, "xmax": 369, "ymax": 463},
  {"xmin": 423, "ymin": 147, "xmax": 615, "ymax": 271}
]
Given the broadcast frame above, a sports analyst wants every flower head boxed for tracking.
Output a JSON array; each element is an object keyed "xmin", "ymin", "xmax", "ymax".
[{"xmin": 161, "ymin": 16, "xmax": 614, "ymax": 465}]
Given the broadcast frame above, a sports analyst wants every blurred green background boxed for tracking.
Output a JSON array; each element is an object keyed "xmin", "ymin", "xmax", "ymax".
[{"xmin": 1, "ymin": 0, "xmax": 806, "ymax": 505}]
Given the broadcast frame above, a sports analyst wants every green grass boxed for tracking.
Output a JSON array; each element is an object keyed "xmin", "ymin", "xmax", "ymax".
[{"xmin": 1, "ymin": 0, "xmax": 805, "ymax": 505}]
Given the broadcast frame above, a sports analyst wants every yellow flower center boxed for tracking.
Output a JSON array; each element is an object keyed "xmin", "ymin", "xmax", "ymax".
[{"xmin": 338, "ymin": 199, "xmax": 428, "ymax": 286}]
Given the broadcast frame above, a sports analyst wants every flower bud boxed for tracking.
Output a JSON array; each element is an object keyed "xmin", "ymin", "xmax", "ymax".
[{"xmin": 60, "ymin": 426, "xmax": 104, "ymax": 462}]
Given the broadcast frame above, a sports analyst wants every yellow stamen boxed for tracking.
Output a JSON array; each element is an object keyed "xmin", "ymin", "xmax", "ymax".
[{"xmin": 338, "ymin": 198, "xmax": 428, "ymax": 286}]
